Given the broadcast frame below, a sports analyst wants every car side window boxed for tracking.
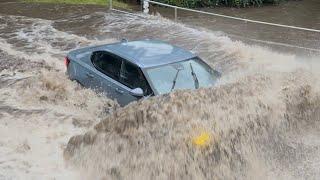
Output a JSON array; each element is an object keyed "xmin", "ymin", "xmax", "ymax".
[
  {"xmin": 91, "ymin": 51, "xmax": 122, "ymax": 81},
  {"xmin": 120, "ymin": 61, "xmax": 152, "ymax": 96}
]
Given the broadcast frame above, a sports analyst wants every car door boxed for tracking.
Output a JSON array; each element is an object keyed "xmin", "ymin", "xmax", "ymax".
[
  {"xmin": 91, "ymin": 51, "xmax": 123, "ymax": 101},
  {"xmin": 117, "ymin": 60, "xmax": 153, "ymax": 105},
  {"xmin": 91, "ymin": 51, "xmax": 152, "ymax": 106}
]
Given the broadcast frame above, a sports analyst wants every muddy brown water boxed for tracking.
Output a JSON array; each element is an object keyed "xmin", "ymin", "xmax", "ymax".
[
  {"xmin": 0, "ymin": 1, "xmax": 320, "ymax": 180},
  {"xmin": 148, "ymin": 0, "xmax": 320, "ymax": 55}
]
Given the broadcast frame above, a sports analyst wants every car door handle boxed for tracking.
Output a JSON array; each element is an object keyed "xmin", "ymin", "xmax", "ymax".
[
  {"xmin": 115, "ymin": 88, "xmax": 124, "ymax": 94},
  {"xmin": 86, "ymin": 72, "xmax": 94, "ymax": 78}
]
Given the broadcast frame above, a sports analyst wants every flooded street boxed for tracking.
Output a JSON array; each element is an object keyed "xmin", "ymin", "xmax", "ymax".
[
  {"xmin": 149, "ymin": 0, "xmax": 320, "ymax": 54},
  {"xmin": 0, "ymin": 1, "xmax": 320, "ymax": 179}
]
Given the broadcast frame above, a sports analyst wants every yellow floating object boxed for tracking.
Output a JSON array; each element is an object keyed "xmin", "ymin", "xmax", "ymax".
[{"xmin": 192, "ymin": 132, "xmax": 211, "ymax": 147}]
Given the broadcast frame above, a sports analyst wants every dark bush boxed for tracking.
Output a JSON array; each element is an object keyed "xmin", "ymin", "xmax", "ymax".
[{"xmin": 155, "ymin": 0, "xmax": 285, "ymax": 8}]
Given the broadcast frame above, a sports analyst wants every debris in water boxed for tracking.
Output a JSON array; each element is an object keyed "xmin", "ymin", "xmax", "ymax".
[{"xmin": 192, "ymin": 132, "xmax": 211, "ymax": 147}]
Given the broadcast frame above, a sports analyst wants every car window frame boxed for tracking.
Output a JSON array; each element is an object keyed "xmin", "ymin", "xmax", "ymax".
[
  {"xmin": 119, "ymin": 60, "xmax": 153, "ymax": 94},
  {"xmin": 91, "ymin": 50, "xmax": 122, "ymax": 82},
  {"xmin": 91, "ymin": 50, "xmax": 153, "ymax": 95}
]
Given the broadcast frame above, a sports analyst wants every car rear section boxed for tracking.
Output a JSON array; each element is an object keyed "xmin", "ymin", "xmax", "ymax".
[{"xmin": 65, "ymin": 46, "xmax": 95, "ymax": 86}]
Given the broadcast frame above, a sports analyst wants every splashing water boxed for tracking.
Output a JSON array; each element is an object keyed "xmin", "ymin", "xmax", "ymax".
[{"xmin": 0, "ymin": 3, "xmax": 320, "ymax": 180}]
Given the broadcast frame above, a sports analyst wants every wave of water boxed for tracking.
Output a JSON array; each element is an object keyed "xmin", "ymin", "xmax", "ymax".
[{"xmin": 0, "ymin": 10, "xmax": 319, "ymax": 180}]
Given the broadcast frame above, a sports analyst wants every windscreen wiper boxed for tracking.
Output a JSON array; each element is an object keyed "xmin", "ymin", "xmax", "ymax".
[
  {"xmin": 170, "ymin": 69, "xmax": 181, "ymax": 92},
  {"xmin": 190, "ymin": 63, "xmax": 199, "ymax": 89}
]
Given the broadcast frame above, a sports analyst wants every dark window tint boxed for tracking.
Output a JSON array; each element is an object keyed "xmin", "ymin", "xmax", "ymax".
[
  {"xmin": 91, "ymin": 51, "xmax": 121, "ymax": 81},
  {"xmin": 120, "ymin": 61, "xmax": 152, "ymax": 95}
]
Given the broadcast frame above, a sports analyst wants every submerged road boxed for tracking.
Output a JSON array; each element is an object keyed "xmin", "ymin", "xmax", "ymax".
[{"xmin": 0, "ymin": 1, "xmax": 320, "ymax": 179}]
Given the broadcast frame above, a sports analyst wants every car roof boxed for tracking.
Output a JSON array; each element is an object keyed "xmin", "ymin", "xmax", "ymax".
[{"xmin": 102, "ymin": 40, "xmax": 196, "ymax": 68}]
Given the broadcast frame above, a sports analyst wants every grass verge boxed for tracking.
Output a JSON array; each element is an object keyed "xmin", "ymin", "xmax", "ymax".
[{"xmin": 23, "ymin": 0, "xmax": 131, "ymax": 9}]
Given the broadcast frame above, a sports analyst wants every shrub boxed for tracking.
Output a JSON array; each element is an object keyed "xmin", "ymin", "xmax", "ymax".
[{"xmin": 156, "ymin": 0, "xmax": 285, "ymax": 8}]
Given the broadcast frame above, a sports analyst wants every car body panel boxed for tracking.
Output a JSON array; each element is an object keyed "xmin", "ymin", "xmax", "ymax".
[{"xmin": 67, "ymin": 45, "xmax": 143, "ymax": 105}]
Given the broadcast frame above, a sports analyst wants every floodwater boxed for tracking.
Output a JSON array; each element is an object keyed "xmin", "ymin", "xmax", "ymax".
[
  {"xmin": 148, "ymin": 0, "xmax": 320, "ymax": 54},
  {"xmin": 0, "ymin": 1, "xmax": 320, "ymax": 180}
]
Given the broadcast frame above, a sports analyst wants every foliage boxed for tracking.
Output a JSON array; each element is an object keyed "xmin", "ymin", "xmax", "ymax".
[{"xmin": 156, "ymin": 0, "xmax": 286, "ymax": 8}]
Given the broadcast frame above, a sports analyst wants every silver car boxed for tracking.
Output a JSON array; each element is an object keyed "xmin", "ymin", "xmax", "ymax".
[{"xmin": 65, "ymin": 39, "xmax": 220, "ymax": 106}]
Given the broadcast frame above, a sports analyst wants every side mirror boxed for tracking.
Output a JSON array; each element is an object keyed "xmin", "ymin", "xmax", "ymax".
[{"xmin": 129, "ymin": 88, "xmax": 144, "ymax": 97}]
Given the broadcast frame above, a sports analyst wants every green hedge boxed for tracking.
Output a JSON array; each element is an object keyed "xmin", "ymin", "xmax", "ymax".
[{"xmin": 156, "ymin": 0, "xmax": 284, "ymax": 8}]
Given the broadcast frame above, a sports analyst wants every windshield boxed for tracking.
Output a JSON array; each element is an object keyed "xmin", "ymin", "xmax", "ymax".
[{"xmin": 145, "ymin": 57, "xmax": 218, "ymax": 95}]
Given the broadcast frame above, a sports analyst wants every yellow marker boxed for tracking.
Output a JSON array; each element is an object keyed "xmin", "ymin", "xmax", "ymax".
[{"xmin": 192, "ymin": 132, "xmax": 211, "ymax": 147}]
